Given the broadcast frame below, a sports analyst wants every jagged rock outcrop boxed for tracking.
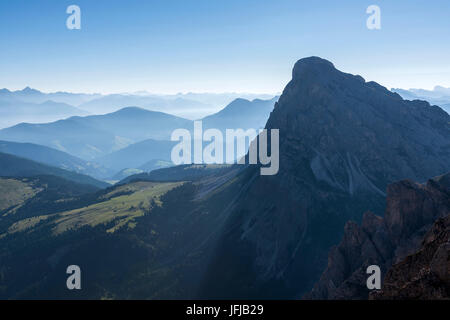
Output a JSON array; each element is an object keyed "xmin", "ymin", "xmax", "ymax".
[
  {"xmin": 371, "ymin": 214, "xmax": 450, "ymax": 299},
  {"xmin": 306, "ymin": 173, "xmax": 450, "ymax": 299}
]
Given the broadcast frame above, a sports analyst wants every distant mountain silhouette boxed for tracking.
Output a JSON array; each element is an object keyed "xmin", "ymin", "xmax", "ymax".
[
  {"xmin": 96, "ymin": 138, "xmax": 176, "ymax": 171},
  {"xmin": 202, "ymin": 97, "xmax": 277, "ymax": 131},
  {"xmin": 0, "ymin": 87, "xmax": 100, "ymax": 128},
  {"xmin": 0, "ymin": 152, "xmax": 108, "ymax": 188},
  {"xmin": 0, "ymin": 87, "xmax": 277, "ymax": 121},
  {"xmin": 78, "ymin": 107, "xmax": 192, "ymax": 141},
  {"xmin": 392, "ymin": 87, "xmax": 450, "ymax": 114},
  {"xmin": 77, "ymin": 94, "xmax": 214, "ymax": 119},
  {"xmin": 0, "ymin": 140, "xmax": 112, "ymax": 179},
  {"xmin": 0, "ymin": 95, "xmax": 278, "ymax": 172},
  {"xmin": 0, "ymin": 87, "xmax": 100, "ymax": 105},
  {"xmin": 0, "ymin": 98, "xmax": 89, "ymax": 129},
  {"xmin": 96, "ymin": 98, "xmax": 277, "ymax": 171},
  {"xmin": 172, "ymin": 92, "xmax": 277, "ymax": 109},
  {"xmin": 0, "ymin": 107, "xmax": 191, "ymax": 160}
]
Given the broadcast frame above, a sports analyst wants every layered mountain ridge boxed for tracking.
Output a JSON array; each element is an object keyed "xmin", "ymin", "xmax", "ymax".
[
  {"xmin": 0, "ymin": 57, "xmax": 449, "ymax": 299},
  {"xmin": 0, "ymin": 97, "xmax": 276, "ymax": 163}
]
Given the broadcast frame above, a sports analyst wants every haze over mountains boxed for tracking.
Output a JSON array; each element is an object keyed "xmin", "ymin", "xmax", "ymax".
[
  {"xmin": 392, "ymin": 86, "xmax": 450, "ymax": 114},
  {"xmin": 0, "ymin": 87, "xmax": 99, "ymax": 105},
  {"xmin": 0, "ymin": 88, "xmax": 90, "ymax": 129},
  {"xmin": 0, "ymin": 97, "xmax": 277, "ymax": 176},
  {"xmin": 0, "ymin": 57, "xmax": 448, "ymax": 300},
  {"xmin": 202, "ymin": 97, "xmax": 278, "ymax": 132},
  {"xmin": 75, "ymin": 92, "xmax": 277, "ymax": 119},
  {"xmin": 0, "ymin": 57, "xmax": 449, "ymax": 301},
  {"xmin": 0, "ymin": 87, "xmax": 277, "ymax": 130},
  {"xmin": 0, "ymin": 140, "xmax": 113, "ymax": 179},
  {"xmin": 96, "ymin": 139, "xmax": 176, "ymax": 173}
]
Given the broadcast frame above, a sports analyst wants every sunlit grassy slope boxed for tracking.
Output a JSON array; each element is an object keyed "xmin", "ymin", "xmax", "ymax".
[
  {"xmin": 0, "ymin": 178, "xmax": 39, "ymax": 212},
  {"xmin": 5, "ymin": 181, "xmax": 184, "ymax": 236}
]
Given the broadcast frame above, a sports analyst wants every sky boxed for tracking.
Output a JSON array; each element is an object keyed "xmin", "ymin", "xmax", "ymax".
[{"xmin": 1, "ymin": 0, "xmax": 449, "ymax": 94}]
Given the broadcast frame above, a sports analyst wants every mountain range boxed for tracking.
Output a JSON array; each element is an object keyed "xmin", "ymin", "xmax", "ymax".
[
  {"xmin": 0, "ymin": 57, "xmax": 448, "ymax": 300},
  {"xmin": 0, "ymin": 87, "xmax": 277, "ymax": 125},
  {"xmin": 0, "ymin": 97, "xmax": 277, "ymax": 174},
  {"xmin": 76, "ymin": 94, "xmax": 214, "ymax": 119},
  {"xmin": 0, "ymin": 107, "xmax": 191, "ymax": 160},
  {"xmin": 0, "ymin": 99, "xmax": 89, "ymax": 129},
  {"xmin": 0, "ymin": 87, "xmax": 99, "ymax": 106},
  {"xmin": 77, "ymin": 92, "xmax": 277, "ymax": 118}
]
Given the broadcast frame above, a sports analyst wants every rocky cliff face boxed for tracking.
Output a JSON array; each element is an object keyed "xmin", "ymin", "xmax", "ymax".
[
  {"xmin": 306, "ymin": 173, "xmax": 450, "ymax": 299},
  {"xmin": 201, "ymin": 57, "xmax": 450, "ymax": 298},
  {"xmin": 371, "ymin": 214, "xmax": 449, "ymax": 299},
  {"xmin": 268, "ymin": 57, "xmax": 450, "ymax": 192}
]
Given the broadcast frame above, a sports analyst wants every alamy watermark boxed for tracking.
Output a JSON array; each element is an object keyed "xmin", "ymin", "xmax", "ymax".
[
  {"xmin": 366, "ymin": 5, "xmax": 381, "ymax": 30},
  {"xmin": 366, "ymin": 265, "xmax": 381, "ymax": 290},
  {"xmin": 171, "ymin": 121, "xmax": 279, "ymax": 176},
  {"xmin": 65, "ymin": 5, "xmax": 381, "ymax": 31},
  {"xmin": 66, "ymin": 265, "xmax": 81, "ymax": 290},
  {"xmin": 66, "ymin": 5, "xmax": 81, "ymax": 30}
]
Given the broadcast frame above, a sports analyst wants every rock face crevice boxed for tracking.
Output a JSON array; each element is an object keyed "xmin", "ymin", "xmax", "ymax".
[{"xmin": 306, "ymin": 173, "xmax": 450, "ymax": 299}]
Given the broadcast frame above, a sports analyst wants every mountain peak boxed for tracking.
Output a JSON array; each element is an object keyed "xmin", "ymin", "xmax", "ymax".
[
  {"xmin": 291, "ymin": 56, "xmax": 366, "ymax": 86},
  {"xmin": 114, "ymin": 106, "xmax": 149, "ymax": 114},
  {"xmin": 20, "ymin": 87, "xmax": 41, "ymax": 94},
  {"xmin": 228, "ymin": 97, "xmax": 251, "ymax": 105},
  {"xmin": 292, "ymin": 56, "xmax": 335, "ymax": 79}
]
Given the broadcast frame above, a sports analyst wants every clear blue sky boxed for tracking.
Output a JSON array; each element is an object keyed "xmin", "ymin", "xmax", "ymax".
[{"xmin": 1, "ymin": 0, "xmax": 449, "ymax": 93}]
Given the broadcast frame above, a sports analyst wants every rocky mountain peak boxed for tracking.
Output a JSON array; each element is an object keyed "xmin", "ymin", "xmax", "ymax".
[
  {"xmin": 292, "ymin": 56, "xmax": 337, "ymax": 80},
  {"xmin": 267, "ymin": 56, "xmax": 450, "ymax": 193},
  {"xmin": 202, "ymin": 57, "xmax": 450, "ymax": 299}
]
